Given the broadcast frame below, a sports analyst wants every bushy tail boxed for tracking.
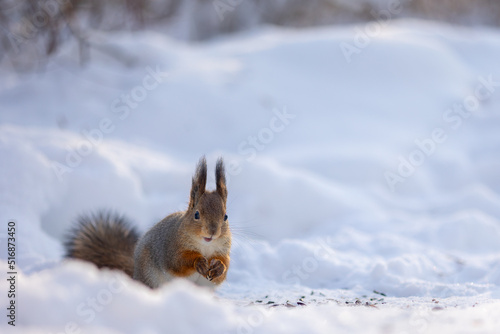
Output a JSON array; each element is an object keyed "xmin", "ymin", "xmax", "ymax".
[{"xmin": 64, "ymin": 211, "xmax": 140, "ymax": 277}]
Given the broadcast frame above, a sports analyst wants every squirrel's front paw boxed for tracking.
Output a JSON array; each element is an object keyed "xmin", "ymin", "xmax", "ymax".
[
  {"xmin": 195, "ymin": 257, "xmax": 209, "ymax": 277},
  {"xmin": 206, "ymin": 258, "xmax": 225, "ymax": 281}
]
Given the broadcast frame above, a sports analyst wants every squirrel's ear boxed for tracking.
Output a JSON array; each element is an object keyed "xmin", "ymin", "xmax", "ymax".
[
  {"xmin": 189, "ymin": 156, "xmax": 207, "ymax": 209},
  {"xmin": 215, "ymin": 157, "xmax": 227, "ymax": 202}
]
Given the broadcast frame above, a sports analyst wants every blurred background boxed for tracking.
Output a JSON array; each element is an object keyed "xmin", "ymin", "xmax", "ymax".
[
  {"xmin": 2, "ymin": 0, "xmax": 500, "ymax": 71},
  {"xmin": 1, "ymin": 0, "xmax": 500, "ymax": 246},
  {"xmin": 1, "ymin": 0, "xmax": 500, "ymax": 250}
]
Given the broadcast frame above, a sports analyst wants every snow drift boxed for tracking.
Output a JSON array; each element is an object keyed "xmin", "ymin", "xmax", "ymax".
[{"xmin": 1, "ymin": 19, "xmax": 500, "ymax": 333}]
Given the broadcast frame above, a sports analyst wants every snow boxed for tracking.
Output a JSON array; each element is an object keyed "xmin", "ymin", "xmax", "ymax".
[{"xmin": 1, "ymin": 19, "xmax": 500, "ymax": 333}]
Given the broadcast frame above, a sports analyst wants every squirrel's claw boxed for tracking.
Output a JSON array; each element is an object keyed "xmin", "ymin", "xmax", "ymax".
[
  {"xmin": 206, "ymin": 258, "xmax": 225, "ymax": 281},
  {"xmin": 195, "ymin": 257, "xmax": 209, "ymax": 277}
]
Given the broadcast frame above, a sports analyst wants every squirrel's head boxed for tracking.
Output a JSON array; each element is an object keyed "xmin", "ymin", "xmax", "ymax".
[{"xmin": 186, "ymin": 156, "xmax": 229, "ymax": 243}]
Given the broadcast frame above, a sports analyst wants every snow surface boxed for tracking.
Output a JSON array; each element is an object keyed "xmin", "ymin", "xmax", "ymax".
[{"xmin": 1, "ymin": 19, "xmax": 500, "ymax": 333}]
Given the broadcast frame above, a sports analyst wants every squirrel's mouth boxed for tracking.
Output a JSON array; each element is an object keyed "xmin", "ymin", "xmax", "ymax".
[{"xmin": 203, "ymin": 237, "xmax": 213, "ymax": 243}]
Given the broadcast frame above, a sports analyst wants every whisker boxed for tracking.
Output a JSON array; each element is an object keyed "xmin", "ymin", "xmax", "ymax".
[{"xmin": 230, "ymin": 224, "xmax": 266, "ymax": 238}]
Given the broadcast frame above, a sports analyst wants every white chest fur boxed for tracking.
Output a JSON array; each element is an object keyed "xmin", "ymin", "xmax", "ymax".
[{"xmin": 196, "ymin": 238, "xmax": 223, "ymax": 258}]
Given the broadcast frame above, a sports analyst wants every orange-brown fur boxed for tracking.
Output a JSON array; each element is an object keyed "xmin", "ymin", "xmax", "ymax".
[{"xmin": 171, "ymin": 250, "xmax": 203, "ymax": 277}]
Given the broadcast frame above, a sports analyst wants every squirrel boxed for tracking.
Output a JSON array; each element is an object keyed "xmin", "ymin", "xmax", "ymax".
[{"xmin": 64, "ymin": 156, "xmax": 231, "ymax": 289}]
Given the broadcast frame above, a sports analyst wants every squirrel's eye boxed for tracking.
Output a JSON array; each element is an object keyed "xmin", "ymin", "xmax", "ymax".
[
  {"xmin": 194, "ymin": 211, "xmax": 200, "ymax": 220},
  {"xmin": 224, "ymin": 214, "xmax": 228, "ymax": 221}
]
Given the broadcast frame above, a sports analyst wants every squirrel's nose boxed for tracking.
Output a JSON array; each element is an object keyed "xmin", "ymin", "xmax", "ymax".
[{"xmin": 208, "ymin": 223, "xmax": 218, "ymax": 236}]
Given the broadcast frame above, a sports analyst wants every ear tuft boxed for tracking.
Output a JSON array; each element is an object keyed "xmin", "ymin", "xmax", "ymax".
[
  {"xmin": 189, "ymin": 156, "xmax": 207, "ymax": 209},
  {"xmin": 215, "ymin": 157, "xmax": 227, "ymax": 201}
]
